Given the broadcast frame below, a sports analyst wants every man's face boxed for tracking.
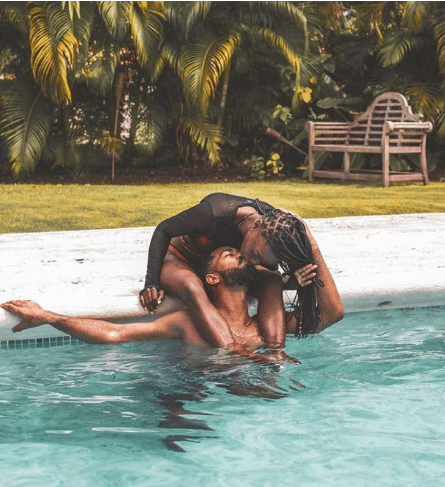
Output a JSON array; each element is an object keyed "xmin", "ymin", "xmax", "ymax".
[{"xmin": 210, "ymin": 247, "xmax": 257, "ymax": 287}]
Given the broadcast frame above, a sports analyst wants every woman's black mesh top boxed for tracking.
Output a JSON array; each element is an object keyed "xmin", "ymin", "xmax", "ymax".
[{"xmin": 144, "ymin": 193, "xmax": 274, "ymax": 289}]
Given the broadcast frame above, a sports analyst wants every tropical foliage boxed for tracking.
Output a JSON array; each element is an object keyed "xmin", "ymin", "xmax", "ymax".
[{"xmin": 0, "ymin": 1, "xmax": 444, "ymax": 178}]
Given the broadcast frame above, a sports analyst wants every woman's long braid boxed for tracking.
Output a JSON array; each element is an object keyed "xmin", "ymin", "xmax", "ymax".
[{"xmin": 261, "ymin": 209, "xmax": 320, "ymax": 337}]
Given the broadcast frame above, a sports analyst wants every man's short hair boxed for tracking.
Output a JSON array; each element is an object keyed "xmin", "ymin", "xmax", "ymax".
[{"xmin": 197, "ymin": 251, "xmax": 216, "ymax": 296}]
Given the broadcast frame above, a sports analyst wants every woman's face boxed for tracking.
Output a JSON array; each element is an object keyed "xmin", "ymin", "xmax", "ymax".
[{"xmin": 240, "ymin": 226, "xmax": 280, "ymax": 267}]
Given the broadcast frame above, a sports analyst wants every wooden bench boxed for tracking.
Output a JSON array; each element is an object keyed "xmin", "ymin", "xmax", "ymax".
[{"xmin": 305, "ymin": 92, "xmax": 433, "ymax": 187}]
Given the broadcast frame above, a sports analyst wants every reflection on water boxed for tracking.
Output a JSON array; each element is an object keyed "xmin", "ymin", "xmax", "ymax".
[
  {"xmin": 0, "ymin": 339, "xmax": 303, "ymax": 454},
  {"xmin": 153, "ymin": 348, "xmax": 303, "ymax": 451}
]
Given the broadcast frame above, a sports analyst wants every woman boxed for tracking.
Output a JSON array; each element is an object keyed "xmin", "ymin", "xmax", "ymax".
[{"xmin": 139, "ymin": 193, "xmax": 343, "ymax": 356}]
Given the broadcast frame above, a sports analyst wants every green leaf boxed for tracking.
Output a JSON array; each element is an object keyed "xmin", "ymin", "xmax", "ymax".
[
  {"xmin": 28, "ymin": 3, "xmax": 78, "ymax": 104},
  {"xmin": 96, "ymin": 1, "xmax": 132, "ymax": 41},
  {"xmin": 185, "ymin": 1, "xmax": 213, "ymax": 38},
  {"xmin": 0, "ymin": 79, "xmax": 54, "ymax": 175},
  {"xmin": 181, "ymin": 33, "xmax": 241, "ymax": 115},
  {"xmin": 129, "ymin": 2, "xmax": 164, "ymax": 68},
  {"xmin": 179, "ymin": 116, "xmax": 223, "ymax": 164},
  {"xmin": 378, "ymin": 29, "xmax": 429, "ymax": 68}
]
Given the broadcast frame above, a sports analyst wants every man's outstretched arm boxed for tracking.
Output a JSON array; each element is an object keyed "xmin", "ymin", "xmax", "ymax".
[
  {"xmin": 1, "ymin": 300, "xmax": 188, "ymax": 344},
  {"xmin": 2, "ymin": 301, "xmax": 288, "ymax": 365}
]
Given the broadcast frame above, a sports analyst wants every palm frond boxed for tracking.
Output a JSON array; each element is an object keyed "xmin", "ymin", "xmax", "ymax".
[
  {"xmin": 378, "ymin": 29, "xmax": 429, "ymax": 67},
  {"xmin": 230, "ymin": 90, "xmax": 275, "ymax": 131},
  {"xmin": 185, "ymin": 1, "xmax": 213, "ymax": 38},
  {"xmin": 71, "ymin": 2, "xmax": 95, "ymax": 71},
  {"xmin": 0, "ymin": 80, "xmax": 54, "ymax": 175},
  {"xmin": 61, "ymin": 1, "xmax": 81, "ymax": 22},
  {"xmin": 299, "ymin": 53, "xmax": 322, "ymax": 87},
  {"xmin": 405, "ymin": 83, "xmax": 441, "ymax": 119},
  {"xmin": 401, "ymin": 1, "xmax": 432, "ymax": 33},
  {"xmin": 433, "ymin": 12, "xmax": 445, "ymax": 73},
  {"xmin": 250, "ymin": 27, "xmax": 301, "ymax": 84},
  {"xmin": 251, "ymin": 2, "xmax": 309, "ymax": 55},
  {"xmin": 181, "ymin": 33, "xmax": 241, "ymax": 115},
  {"xmin": 134, "ymin": 100, "xmax": 169, "ymax": 155},
  {"xmin": 150, "ymin": 40, "xmax": 182, "ymax": 81},
  {"xmin": 28, "ymin": 3, "xmax": 78, "ymax": 104},
  {"xmin": 179, "ymin": 116, "xmax": 222, "ymax": 164},
  {"xmin": 129, "ymin": 2, "xmax": 164, "ymax": 68},
  {"xmin": 162, "ymin": 2, "xmax": 194, "ymax": 38},
  {"xmin": 431, "ymin": 98, "xmax": 445, "ymax": 138},
  {"xmin": 96, "ymin": 1, "xmax": 132, "ymax": 41},
  {"xmin": 0, "ymin": 2, "xmax": 29, "ymax": 35},
  {"xmin": 136, "ymin": 1, "xmax": 165, "ymax": 16}
]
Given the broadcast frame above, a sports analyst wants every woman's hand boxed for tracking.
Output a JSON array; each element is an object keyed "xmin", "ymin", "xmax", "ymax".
[
  {"xmin": 282, "ymin": 263, "xmax": 317, "ymax": 287},
  {"xmin": 277, "ymin": 207, "xmax": 302, "ymax": 220},
  {"xmin": 139, "ymin": 287, "xmax": 165, "ymax": 313}
]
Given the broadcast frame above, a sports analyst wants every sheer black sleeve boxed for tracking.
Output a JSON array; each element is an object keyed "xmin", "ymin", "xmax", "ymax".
[{"xmin": 144, "ymin": 200, "xmax": 213, "ymax": 289}]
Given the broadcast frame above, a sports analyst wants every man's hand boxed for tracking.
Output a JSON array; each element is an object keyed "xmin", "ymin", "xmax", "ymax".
[
  {"xmin": 139, "ymin": 287, "xmax": 165, "ymax": 313},
  {"xmin": 1, "ymin": 300, "xmax": 51, "ymax": 332},
  {"xmin": 265, "ymin": 348, "xmax": 301, "ymax": 365}
]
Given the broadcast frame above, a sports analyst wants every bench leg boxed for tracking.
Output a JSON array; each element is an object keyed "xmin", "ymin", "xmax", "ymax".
[
  {"xmin": 420, "ymin": 136, "xmax": 429, "ymax": 185},
  {"xmin": 382, "ymin": 139, "xmax": 390, "ymax": 188},
  {"xmin": 343, "ymin": 152, "xmax": 350, "ymax": 178},
  {"xmin": 308, "ymin": 147, "xmax": 315, "ymax": 182}
]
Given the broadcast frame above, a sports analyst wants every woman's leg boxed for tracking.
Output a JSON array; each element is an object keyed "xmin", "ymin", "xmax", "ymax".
[
  {"xmin": 159, "ymin": 256, "xmax": 236, "ymax": 347},
  {"xmin": 251, "ymin": 268, "xmax": 286, "ymax": 349}
]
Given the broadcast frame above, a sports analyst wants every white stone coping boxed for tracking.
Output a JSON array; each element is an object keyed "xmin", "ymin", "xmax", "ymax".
[{"xmin": 1, "ymin": 213, "xmax": 444, "ymax": 341}]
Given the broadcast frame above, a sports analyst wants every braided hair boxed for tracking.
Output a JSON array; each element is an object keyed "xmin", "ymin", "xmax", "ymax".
[{"xmin": 261, "ymin": 209, "xmax": 321, "ymax": 337}]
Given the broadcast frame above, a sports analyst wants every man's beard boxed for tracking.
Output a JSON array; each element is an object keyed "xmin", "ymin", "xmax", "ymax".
[{"xmin": 219, "ymin": 263, "xmax": 257, "ymax": 288}]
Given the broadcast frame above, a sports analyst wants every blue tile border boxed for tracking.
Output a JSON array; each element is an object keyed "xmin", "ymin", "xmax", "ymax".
[{"xmin": 1, "ymin": 336, "xmax": 85, "ymax": 350}]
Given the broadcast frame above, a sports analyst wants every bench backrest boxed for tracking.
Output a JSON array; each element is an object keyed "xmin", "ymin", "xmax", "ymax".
[{"xmin": 348, "ymin": 92, "xmax": 422, "ymax": 146}]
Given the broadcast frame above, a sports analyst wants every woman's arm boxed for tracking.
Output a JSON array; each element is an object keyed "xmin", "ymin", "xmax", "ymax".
[
  {"xmin": 283, "ymin": 224, "xmax": 344, "ymax": 334},
  {"xmin": 305, "ymin": 224, "xmax": 344, "ymax": 331},
  {"xmin": 141, "ymin": 200, "xmax": 213, "ymax": 311}
]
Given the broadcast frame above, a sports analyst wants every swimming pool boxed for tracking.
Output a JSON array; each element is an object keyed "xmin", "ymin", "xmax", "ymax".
[{"xmin": 1, "ymin": 306, "xmax": 444, "ymax": 486}]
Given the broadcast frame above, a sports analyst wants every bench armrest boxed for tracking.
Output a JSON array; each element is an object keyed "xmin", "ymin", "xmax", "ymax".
[
  {"xmin": 305, "ymin": 121, "xmax": 351, "ymax": 146},
  {"xmin": 305, "ymin": 121, "xmax": 350, "ymax": 131},
  {"xmin": 385, "ymin": 121, "xmax": 433, "ymax": 133}
]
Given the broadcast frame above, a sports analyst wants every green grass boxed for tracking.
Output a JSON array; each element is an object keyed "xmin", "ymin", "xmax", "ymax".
[{"xmin": 1, "ymin": 180, "xmax": 444, "ymax": 234}]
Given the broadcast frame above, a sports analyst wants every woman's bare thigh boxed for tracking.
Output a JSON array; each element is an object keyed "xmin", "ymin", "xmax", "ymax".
[{"xmin": 159, "ymin": 253, "xmax": 203, "ymax": 296}]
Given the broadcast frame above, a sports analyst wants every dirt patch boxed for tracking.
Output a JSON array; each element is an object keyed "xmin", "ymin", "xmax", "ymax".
[
  {"xmin": 1, "ymin": 162, "xmax": 443, "ymax": 185},
  {"xmin": 0, "ymin": 167, "xmax": 256, "ymax": 185}
]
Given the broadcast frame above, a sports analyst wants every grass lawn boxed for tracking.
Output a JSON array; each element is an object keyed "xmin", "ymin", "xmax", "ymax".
[{"xmin": 1, "ymin": 180, "xmax": 444, "ymax": 234}]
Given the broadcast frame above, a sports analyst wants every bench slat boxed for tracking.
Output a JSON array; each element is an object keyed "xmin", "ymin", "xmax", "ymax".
[
  {"xmin": 311, "ymin": 144, "xmax": 422, "ymax": 153},
  {"xmin": 312, "ymin": 170, "xmax": 425, "ymax": 182}
]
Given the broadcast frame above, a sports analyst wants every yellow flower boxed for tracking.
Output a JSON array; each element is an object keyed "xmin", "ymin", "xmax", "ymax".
[
  {"xmin": 271, "ymin": 153, "xmax": 280, "ymax": 161},
  {"xmin": 296, "ymin": 86, "xmax": 312, "ymax": 103}
]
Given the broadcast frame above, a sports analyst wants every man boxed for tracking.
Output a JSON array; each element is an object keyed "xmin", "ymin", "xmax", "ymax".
[{"xmin": 1, "ymin": 246, "xmax": 343, "ymax": 363}]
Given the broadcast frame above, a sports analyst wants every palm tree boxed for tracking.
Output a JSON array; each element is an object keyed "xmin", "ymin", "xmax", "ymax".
[
  {"xmin": 0, "ymin": 1, "xmax": 327, "ymax": 177},
  {"xmin": 325, "ymin": 2, "xmax": 445, "ymax": 134},
  {"xmin": 132, "ymin": 1, "xmax": 322, "ymax": 167},
  {"xmin": 0, "ymin": 1, "xmax": 164, "ymax": 177}
]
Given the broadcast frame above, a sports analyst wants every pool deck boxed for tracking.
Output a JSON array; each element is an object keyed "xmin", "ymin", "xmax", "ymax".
[{"xmin": 1, "ymin": 213, "xmax": 444, "ymax": 339}]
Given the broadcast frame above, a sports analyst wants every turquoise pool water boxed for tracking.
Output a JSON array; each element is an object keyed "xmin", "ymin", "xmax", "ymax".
[{"xmin": 1, "ymin": 306, "xmax": 444, "ymax": 486}]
